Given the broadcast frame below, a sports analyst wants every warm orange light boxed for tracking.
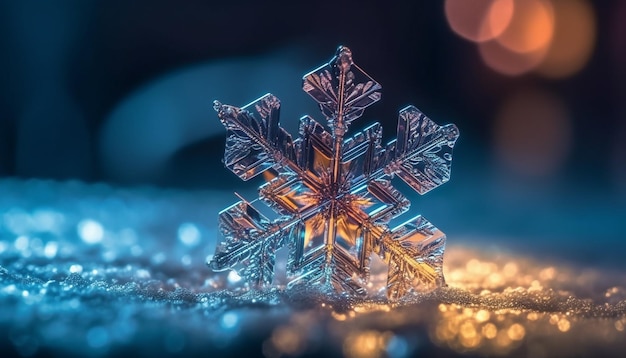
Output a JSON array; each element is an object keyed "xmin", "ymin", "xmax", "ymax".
[
  {"xmin": 536, "ymin": 0, "xmax": 596, "ymax": 78},
  {"xmin": 478, "ymin": 39, "xmax": 547, "ymax": 76},
  {"xmin": 496, "ymin": 0, "xmax": 554, "ymax": 54},
  {"xmin": 342, "ymin": 330, "xmax": 392, "ymax": 358},
  {"xmin": 445, "ymin": 0, "xmax": 600, "ymax": 77},
  {"xmin": 445, "ymin": 0, "xmax": 515, "ymax": 43},
  {"xmin": 303, "ymin": 213, "xmax": 325, "ymax": 248},
  {"xmin": 486, "ymin": 0, "xmax": 515, "ymax": 39}
]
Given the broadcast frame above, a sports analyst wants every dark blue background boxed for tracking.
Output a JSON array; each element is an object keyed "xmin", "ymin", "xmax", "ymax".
[{"xmin": 0, "ymin": 1, "xmax": 624, "ymax": 268}]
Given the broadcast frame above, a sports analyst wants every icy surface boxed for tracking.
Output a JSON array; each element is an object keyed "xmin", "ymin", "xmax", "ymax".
[
  {"xmin": 211, "ymin": 46, "xmax": 459, "ymax": 299},
  {"xmin": 1, "ymin": 179, "xmax": 626, "ymax": 357}
]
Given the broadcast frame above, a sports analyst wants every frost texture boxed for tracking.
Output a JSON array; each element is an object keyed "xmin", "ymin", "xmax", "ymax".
[{"xmin": 210, "ymin": 46, "xmax": 460, "ymax": 299}]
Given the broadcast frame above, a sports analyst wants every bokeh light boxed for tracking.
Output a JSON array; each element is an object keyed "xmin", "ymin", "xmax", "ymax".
[
  {"xmin": 493, "ymin": 89, "xmax": 572, "ymax": 177},
  {"xmin": 77, "ymin": 219, "xmax": 104, "ymax": 244},
  {"xmin": 478, "ymin": 0, "xmax": 554, "ymax": 76},
  {"xmin": 495, "ymin": 0, "xmax": 554, "ymax": 54},
  {"xmin": 479, "ymin": 39, "xmax": 547, "ymax": 76},
  {"xmin": 536, "ymin": 0, "xmax": 596, "ymax": 78},
  {"xmin": 444, "ymin": 0, "xmax": 514, "ymax": 42},
  {"xmin": 447, "ymin": 0, "xmax": 597, "ymax": 77}
]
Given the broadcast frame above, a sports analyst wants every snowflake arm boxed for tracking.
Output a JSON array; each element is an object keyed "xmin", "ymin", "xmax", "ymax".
[
  {"xmin": 380, "ymin": 106, "xmax": 460, "ymax": 194},
  {"xmin": 373, "ymin": 216, "xmax": 446, "ymax": 300},
  {"xmin": 302, "ymin": 47, "xmax": 381, "ymax": 128},
  {"xmin": 214, "ymin": 94, "xmax": 298, "ymax": 180},
  {"xmin": 210, "ymin": 198, "xmax": 290, "ymax": 286}
]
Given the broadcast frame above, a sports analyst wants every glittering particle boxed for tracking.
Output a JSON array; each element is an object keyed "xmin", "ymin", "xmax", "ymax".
[
  {"xmin": 227, "ymin": 270, "xmax": 242, "ymax": 284},
  {"xmin": 476, "ymin": 310, "xmax": 490, "ymax": 323},
  {"xmin": 343, "ymin": 330, "xmax": 392, "ymax": 358},
  {"xmin": 507, "ymin": 323, "xmax": 525, "ymax": 341},
  {"xmin": 221, "ymin": 312, "xmax": 239, "ymax": 329},
  {"xmin": 77, "ymin": 219, "xmax": 104, "ymax": 244},
  {"xmin": 557, "ymin": 318, "xmax": 571, "ymax": 332},
  {"xmin": 178, "ymin": 223, "xmax": 201, "ymax": 246},
  {"xmin": 135, "ymin": 269, "xmax": 150, "ymax": 279},
  {"xmin": 483, "ymin": 323, "xmax": 498, "ymax": 339},
  {"xmin": 15, "ymin": 235, "xmax": 29, "ymax": 251},
  {"xmin": 69, "ymin": 264, "xmax": 83, "ymax": 274},
  {"xmin": 43, "ymin": 241, "xmax": 59, "ymax": 259}
]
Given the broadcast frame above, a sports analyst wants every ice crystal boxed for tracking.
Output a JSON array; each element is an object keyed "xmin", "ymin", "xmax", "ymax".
[{"xmin": 209, "ymin": 46, "xmax": 459, "ymax": 300}]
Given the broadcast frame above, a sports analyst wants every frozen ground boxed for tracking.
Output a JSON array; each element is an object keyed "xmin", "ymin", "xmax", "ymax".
[{"xmin": 1, "ymin": 179, "xmax": 625, "ymax": 357}]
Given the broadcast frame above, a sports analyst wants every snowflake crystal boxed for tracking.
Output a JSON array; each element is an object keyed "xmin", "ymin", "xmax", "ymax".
[{"xmin": 209, "ymin": 46, "xmax": 459, "ymax": 300}]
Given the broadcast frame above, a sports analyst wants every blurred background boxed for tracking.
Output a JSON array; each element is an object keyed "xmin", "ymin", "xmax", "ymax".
[{"xmin": 0, "ymin": 0, "xmax": 624, "ymax": 267}]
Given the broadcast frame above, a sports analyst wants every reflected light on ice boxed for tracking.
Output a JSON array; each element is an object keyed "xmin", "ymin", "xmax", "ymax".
[
  {"xmin": 335, "ymin": 245, "xmax": 626, "ymax": 357},
  {"xmin": 1, "ymin": 180, "xmax": 624, "ymax": 357},
  {"xmin": 227, "ymin": 270, "xmax": 242, "ymax": 284}
]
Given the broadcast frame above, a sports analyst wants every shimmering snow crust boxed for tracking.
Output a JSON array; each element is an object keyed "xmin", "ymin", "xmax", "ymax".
[{"xmin": 1, "ymin": 179, "xmax": 625, "ymax": 357}]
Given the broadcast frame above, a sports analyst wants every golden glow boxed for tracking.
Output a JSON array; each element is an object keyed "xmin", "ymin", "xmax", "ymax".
[
  {"xmin": 343, "ymin": 330, "xmax": 393, "ymax": 358},
  {"xmin": 507, "ymin": 323, "xmax": 526, "ymax": 340},
  {"xmin": 557, "ymin": 318, "xmax": 571, "ymax": 332},
  {"xmin": 482, "ymin": 323, "xmax": 497, "ymax": 339},
  {"xmin": 495, "ymin": 0, "xmax": 554, "ymax": 54},
  {"xmin": 302, "ymin": 213, "xmax": 325, "ymax": 248},
  {"xmin": 262, "ymin": 170, "xmax": 277, "ymax": 182},
  {"xmin": 446, "ymin": 0, "xmax": 597, "ymax": 77},
  {"xmin": 536, "ymin": 0, "xmax": 596, "ymax": 78},
  {"xmin": 445, "ymin": 0, "xmax": 514, "ymax": 42},
  {"xmin": 336, "ymin": 215, "xmax": 359, "ymax": 248},
  {"xmin": 280, "ymin": 245, "xmax": 626, "ymax": 357},
  {"xmin": 476, "ymin": 309, "xmax": 491, "ymax": 323},
  {"xmin": 270, "ymin": 326, "xmax": 304, "ymax": 355},
  {"xmin": 479, "ymin": 35, "xmax": 548, "ymax": 76}
]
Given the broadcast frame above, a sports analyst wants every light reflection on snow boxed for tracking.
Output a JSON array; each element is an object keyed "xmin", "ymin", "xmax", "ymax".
[{"xmin": 0, "ymin": 179, "xmax": 624, "ymax": 358}]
